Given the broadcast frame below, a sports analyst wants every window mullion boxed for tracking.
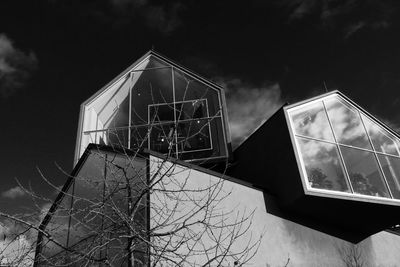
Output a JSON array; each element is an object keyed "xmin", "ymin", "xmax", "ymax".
[
  {"xmin": 128, "ymin": 72, "xmax": 132, "ymax": 149},
  {"xmin": 171, "ymin": 66, "xmax": 178, "ymax": 156}
]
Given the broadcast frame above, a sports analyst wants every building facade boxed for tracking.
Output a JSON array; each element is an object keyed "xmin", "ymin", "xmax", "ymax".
[{"xmin": 35, "ymin": 51, "xmax": 400, "ymax": 266}]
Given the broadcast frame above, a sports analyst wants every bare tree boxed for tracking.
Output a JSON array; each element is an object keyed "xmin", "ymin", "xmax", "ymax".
[
  {"xmin": 335, "ymin": 243, "xmax": 365, "ymax": 267},
  {"xmin": 0, "ymin": 74, "xmax": 262, "ymax": 266},
  {"xmin": 29, "ymin": 144, "xmax": 261, "ymax": 266}
]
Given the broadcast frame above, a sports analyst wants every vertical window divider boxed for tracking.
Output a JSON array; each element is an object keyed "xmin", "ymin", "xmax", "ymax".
[
  {"xmin": 322, "ymin": 99, "xmax": 354, "ymax": 193},
  {"xmin": 128, "ymin": 72, "xmax": 133, "ymax": 150},
  {"xmin": 171, "ymin": 66, "xmax": 178, "ymax": 156},
  {"xmin": 359, "ymin": 112, "xmax": 394, "ymax": 199}
]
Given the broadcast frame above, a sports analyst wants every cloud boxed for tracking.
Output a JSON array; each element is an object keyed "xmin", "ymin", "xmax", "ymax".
[
  {"xmin": 288, "ymin": 0, "xmax": 318, "ymax": 20},
  {"xmin": 0, "ymin": 34, "xmax": 38, "ymax": 98},
  {"xmin": 278, "ymin": 0, "xmax": 394, "ymax": 37},
  {"xmin": 2, "ymin": 186, "xmax": 26, "ymax": 199},
  {"xmin": 216, "ymin": 78, "xmax": 284, "ymax": 148},
  {"xmin": 143, "ymin": 2, "xmax": 183, "ymax": 34},
  {"xmin": 107, "ymin": 0, "xmax": 184, "ymax": 34},
  {"xmin": 0, "ymin": 220, "xmax": 36, "ymax": 265},
  {"xmin": 344, "ymin": 21, "xmax": 366, "ymax": 38}
]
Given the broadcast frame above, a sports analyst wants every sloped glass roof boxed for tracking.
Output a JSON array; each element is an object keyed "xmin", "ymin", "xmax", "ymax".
[
  {"xmin": 76, "ymin": 52, "xmax": 230, "ymax": 164},
  {"xmin": 286, "ymin": 92, "xmax": 400, "ymax": 203}
]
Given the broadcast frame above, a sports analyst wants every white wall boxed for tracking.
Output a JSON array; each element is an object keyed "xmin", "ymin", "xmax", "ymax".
[{"xmin": 150, "ymin": 155, "xmax": 400, "ymax": 267}]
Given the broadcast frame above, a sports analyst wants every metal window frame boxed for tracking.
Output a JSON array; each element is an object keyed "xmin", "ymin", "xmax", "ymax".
[
  {"xmin": 284, "ymin": 91, "xmax": 400, "ymax": 206},
  {"xmin": 75, "ymin": 51, "xmax": 230, "ymax": 165},
  {"xmin": 147, "ymin": 98, "xmax": 214, "ymax": 154}
]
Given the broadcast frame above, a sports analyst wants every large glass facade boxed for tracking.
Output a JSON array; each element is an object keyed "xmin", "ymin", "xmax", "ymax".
[
  {"xmin": 288, "ymin": 93, "xmax": 400, "ymax": 201},
  {"xmin": 78, "ymin": 53, "xmax": 229, "ymax": 163}
]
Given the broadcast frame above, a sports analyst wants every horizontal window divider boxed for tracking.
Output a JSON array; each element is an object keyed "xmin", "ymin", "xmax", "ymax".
[
  {"xmin": 129, "ymin": 66, "xmax": 172, "ymax": 72},
  {"xmin": 307, "ymin": 187, "xmax": 400, "ymax": 202},
  {"xmin": 83, "ymin": 116, "xmax": 223, "ymax": 134},
  {"xmin": 295, "ymin": 134, "xmax": 400, "ymax": 159},
  {"xmin": 148, "ymin": 98, "xmax": 207, "ymax": 107}
]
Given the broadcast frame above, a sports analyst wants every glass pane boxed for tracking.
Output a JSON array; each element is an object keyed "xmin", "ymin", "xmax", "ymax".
[
  {"xmin": 130, "ymin": 125, "xmax": 149, "ymax": 150},
  {"xmin": 173, "ymin": 68, "xmax": 221, "ymax": 117},
  {"xmin": 131, "ymin": 67, "xmax": 173, "ymax": 126},
  {"xmin": 69, "ymin": 152, "xmax": 106, "ymax": 247},
  {"xmin": 297, "ymin": 138, "xmax": 350, "ymax": 192},
  {"xmin": 177, "ymin": 99, "xmax": 208, "ymax": 121},
  {"xmin": 177, "ymin": 118, "xmax": 212, "ymax": 153},
  {"xmin": 362, "ymin": 114, "xmax": 400, "ymax": 156},
  {"xmin": 378, "ymin": 154, "xmax": 400, "ymax": 199},
  {"xmin": 179, "ymin": 117, "xmax": 226, "ymax": 160},
  {"xmin": 340, "ymin": 146, "xmax": 390, "ymax": 198},
  {"xmin": 107, "ymin": 128, "xmax": 129, "ymax": 148},
  {"xmin": 290, "ymin": 101, "xmax": 335, "ymax": 141},
  {"xmin": 325, "ymin": 96, "xmax": 371, "ymax": 149},
  {"xmin": 41, "ymin": 184, "xmax": 73, "ymax": 258},
  {"xmin": 149, "ymin": 103, "xmax": 176, "ymax": 123},
  {"xmin": 149, "ymin": 122, "xmax": 177, "ymax": 155}
]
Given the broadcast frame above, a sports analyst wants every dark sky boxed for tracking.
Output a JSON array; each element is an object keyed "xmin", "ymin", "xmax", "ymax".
[{"xmin": 1, "ymin": 0, "xmax": 400, "ymax": 214}]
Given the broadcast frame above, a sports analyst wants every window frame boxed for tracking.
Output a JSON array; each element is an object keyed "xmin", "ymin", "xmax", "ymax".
[
  {"xmin": 147, "ymin": 98, "xmax": 214, "ymax": 155},
  {"xmin": 285, "ymin": 91, "xmax": 400, "ymax": 205}
]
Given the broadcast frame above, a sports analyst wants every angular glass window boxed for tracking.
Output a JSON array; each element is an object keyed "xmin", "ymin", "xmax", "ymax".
[
  {"xmin": 297, "ymin": 137, "xmax": 350, "ymax": 192},
  {"xmin": 362, "ymin": 114, "xmax": 400, "ymax": 156},
  {"xmin": 340, "ymin": 146, "xmax": 390, "ymax": 198},
  {"xmin": 286, "ymin": 91, "xmax": 400, "ymax": 205},
  {"xmin": 290, "ymin": 101, "xmax": 335, "ymax": 142},
  {"xmin": 77, "ymin": 51, "xmax": 230, "ymax": 163},
  {"xmin": 325, "ymin": 96, "xmax": 371, "ymax": 150}
]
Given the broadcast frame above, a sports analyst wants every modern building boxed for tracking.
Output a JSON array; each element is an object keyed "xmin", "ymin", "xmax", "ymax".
[{"xmin": 35, "ymin": 51, "xmax": 400, "ymax": 266}]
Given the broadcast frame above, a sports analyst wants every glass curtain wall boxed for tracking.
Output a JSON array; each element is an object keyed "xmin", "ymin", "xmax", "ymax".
[
  {"xmin": 80, "ymin": 55, "xmax": 227, "ymax": 161},
  {"xmin": 288, "ymin": 94, "xmax": 400, "ymax": 201}
]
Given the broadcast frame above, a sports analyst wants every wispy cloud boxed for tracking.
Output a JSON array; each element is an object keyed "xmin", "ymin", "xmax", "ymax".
[
  {"xmin": 288, "ymin": 0, "xmax": 318, "ymax": 20},
  {"xmin": 344, "ymin": 21, "xmax": 366, "ymax": 38},
  {"xmin": 278, "ymin": 0, "xmax": 394, "ymax": 38},
  {"xmin": 107, "ymin": 0, "xmax": 184, "ymax": 34},
  {"xmin": 1, "ymin": 186, "xmax": 26, "ymax": 199},
  {"xmin": 0, "ymin": 34, "xmax": 38, "ymax": 98},
  {"xmin": 216, "ymin": 78, "xmax": 284, "ymax": 148}
]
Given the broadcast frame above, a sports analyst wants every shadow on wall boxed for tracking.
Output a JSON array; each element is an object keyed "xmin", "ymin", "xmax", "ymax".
[
  {"xmin": 280, "ymin": 214, "xmax": 374, "ymax": 266},
  {"xmin": 263, "ymin": 193, "xmax": 375, "ymax": 266}
]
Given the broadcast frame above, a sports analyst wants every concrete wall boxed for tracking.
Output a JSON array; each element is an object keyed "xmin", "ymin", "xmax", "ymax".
[{"xmin": 150, "ymin": 155, "xmax": 400, "ymax": 267}]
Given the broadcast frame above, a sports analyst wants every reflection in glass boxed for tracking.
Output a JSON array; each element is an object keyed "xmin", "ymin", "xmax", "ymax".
[
  {"xmin": 131, "ymin": 67, "xmax": 174, "ymax": 126},
  {"xmin": 41, "ymin": 185, "xmax": 73, "ymax": 258},
  {"xmin": 362, "ymin": 114, "xmax": 400, "ymax": 156},
  {"xmin": 173, "ymin": 68, "xmax": 220, "ymax": 117},
  {"xmin": 297, "ymin": 138, "xmax": 350, "ymax": 192},
  {"xmin": 69, "ymin": 152, "xmax": 106, "ymax": 247},
  {"xmin": 290, "ymin": 101, "xmax": 335, "ymax": 141},
  {"xmin": 378, "ymin": 155, "xmax": 400, "ymax": 199},
  {"xmin": 325, "ymin": 96, "xmax": 371, "ymax": 149},
  {"xmin": 340, "ymin": 146, "xmax": 390, "ymax": 198},
  {"xmin": 79, "ymin": 54, "xmax": 228, "ymax": 161}
]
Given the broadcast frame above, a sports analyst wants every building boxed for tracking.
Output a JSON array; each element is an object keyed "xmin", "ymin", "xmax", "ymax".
[{"xmin": 35, "ymin": 51, "xmax": 400, "ymax": 266}]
